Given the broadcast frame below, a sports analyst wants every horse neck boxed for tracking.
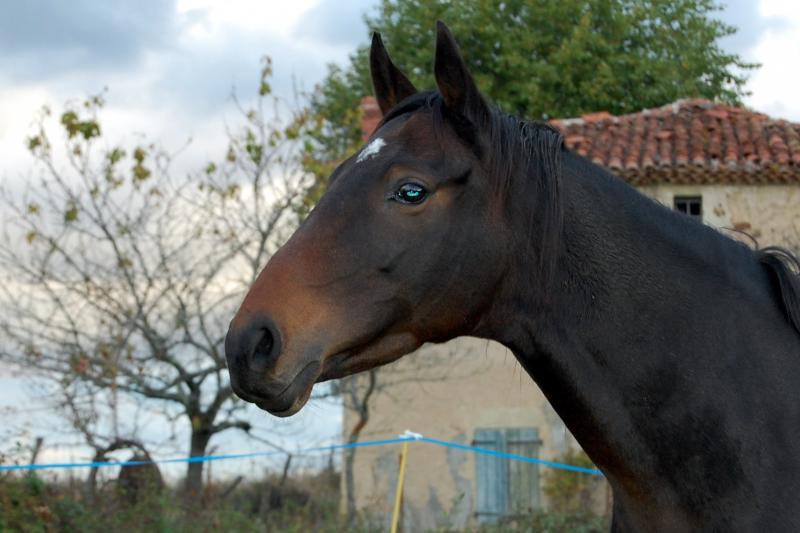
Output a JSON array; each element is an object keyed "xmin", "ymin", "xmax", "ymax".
[{"xmin": 481, "ymin": 150, "xmax": 779, "ymax": 499}]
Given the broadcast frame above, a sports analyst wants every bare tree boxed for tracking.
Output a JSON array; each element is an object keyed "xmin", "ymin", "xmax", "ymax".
[
  {"xmin": 341, "ymin": 370, "xmax": 377, "ymax": 528},
  {"xmin": 0, "ymin": 57, "xmax": 312, "ymax": 496},
  {"xmin": 56, "ymin": 379, "xmax": 156, "ymax": 499},
  {"xmin": 339, "ymin": 344, "xmax": 483, "ymax": 527}
]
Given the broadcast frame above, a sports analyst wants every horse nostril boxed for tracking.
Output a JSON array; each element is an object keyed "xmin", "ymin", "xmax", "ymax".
[
  {"xmin": 254, "ymin": 329, "xmax": 273, "ymax": 359},
  {"xmin": 249, "ymin": 325, "xmax": 279, "ymax": 371}
]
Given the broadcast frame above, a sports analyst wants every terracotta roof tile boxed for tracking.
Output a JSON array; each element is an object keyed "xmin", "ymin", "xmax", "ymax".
[
  {"xmin": 360, "ymin": 96, "xmax": 382, "ymax": 142},
  {"xmin": 552, "ymin": 99, "xmax": 800, "ymax": 186}
]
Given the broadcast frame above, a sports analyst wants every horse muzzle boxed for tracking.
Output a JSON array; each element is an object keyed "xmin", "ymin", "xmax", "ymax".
[{"xmin": 225, "ymin": 317, "xmax": 320, "ymax": 417}]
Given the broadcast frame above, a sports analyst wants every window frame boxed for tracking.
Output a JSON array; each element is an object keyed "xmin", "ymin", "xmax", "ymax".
[{"xmin": 673, "ymin": 195, "xmax": 703, "ymax": 220}]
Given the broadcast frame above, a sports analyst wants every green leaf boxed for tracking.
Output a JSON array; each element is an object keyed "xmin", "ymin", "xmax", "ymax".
[
  {"xmin": 64, "ymin": 205, "xmax": 78, "ymax": 223},
  {"xmin": 132, "ymin": 146, "xmax": 151, "ymax": 181},
  {"xmin": 245, "ymin": 130, "xmax": 263, "ymax": 165},
  {"xmin": 60, "ymin": 110, "xmax": 100, "ymax": 140},
  {"xmin": 27, "ymin": 135, "xmax": 42, "ymax": 152},
  {"xmin": 108, "ymin": 147, "xmax": 125, "ymax": 164},
  {"xmin": 133, "ymin": 164, "xmax": 151, "ymax": 181},
  {"xmin": 133, "ymin": 146, "xmax": 146, "ymax": 163}
]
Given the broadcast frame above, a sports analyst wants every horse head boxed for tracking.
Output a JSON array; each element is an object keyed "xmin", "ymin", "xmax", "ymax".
[{"xmin": 224, "ymin": 22, "xmax": 557, "ymax": 416}]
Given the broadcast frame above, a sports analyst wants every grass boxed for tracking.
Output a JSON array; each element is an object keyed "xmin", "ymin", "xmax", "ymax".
[
  {"xmin": 0, "ymin": 468, "xmax": 609, "ymax": 532},
  {"xmin": 0, "ymin": 469, "xmax": 344, "ymax": 533}
]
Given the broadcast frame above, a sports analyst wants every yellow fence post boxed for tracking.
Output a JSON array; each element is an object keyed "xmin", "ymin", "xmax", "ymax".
[{"xmin": 389, "ymin": 439, "xmax": 410, "ymax": 533}]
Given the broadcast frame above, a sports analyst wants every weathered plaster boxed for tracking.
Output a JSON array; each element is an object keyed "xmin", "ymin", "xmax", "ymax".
[{"xmin": 639, "ymin": 185, "xmax": 800, "ymax": 249}]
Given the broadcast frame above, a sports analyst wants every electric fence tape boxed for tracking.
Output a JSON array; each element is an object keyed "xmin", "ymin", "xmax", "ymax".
[{"xmin": 0, "ymin": 432, "xmax": 603, "ymax": 476}]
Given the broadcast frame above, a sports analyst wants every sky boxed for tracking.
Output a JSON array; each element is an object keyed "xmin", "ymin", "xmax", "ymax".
[
  {"xmin": 1, "ymin": 0, "xmax": 799, "ymax": 181},
  {"xmin": 0, "ymin": 0, "xmax": 377, "ymax": 478},
  {"xmin": 2, "ymin": 0, "xmax": 800, "ymax": 477}
]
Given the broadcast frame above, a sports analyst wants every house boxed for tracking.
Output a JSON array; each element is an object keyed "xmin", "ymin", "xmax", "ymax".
[
  {"xmin": 342, "ymin": 98, "xmax": 800, "ymax": 531},
  {"xmin": 551, "ymin": 99, "xmax": 800, "ymax": 247}
]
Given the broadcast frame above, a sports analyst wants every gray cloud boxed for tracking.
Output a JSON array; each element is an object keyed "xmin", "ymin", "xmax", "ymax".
[
  {"xmin": 150, "ymin": 32, "xmax": 334, "ymax": 115},
  {"xmin": 0, "ymin": 0, "xmax": 177, "ymax": 82},
  {"xmin": 716, "ymin": 0, "xmax": 787, "ymax": 56},
  {"xmin": 0, "ymin": 0, "xmax": 355, "ymax": 118},
  {"xmin": 0, "ymin": 0, "xmax": 778, "ymax": 148},
  {"xmin": 292, "ymin": 0, "xmax": 377, "ymax": 48}
]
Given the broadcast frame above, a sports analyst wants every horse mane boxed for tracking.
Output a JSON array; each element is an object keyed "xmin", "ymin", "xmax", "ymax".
[
  {"xmin": 758, "ymin": 247, "xmax": 800, "ymax": 334},
  {"xmin": 379, "ymin": 91, "xmax": 565, "ymax": 290}
]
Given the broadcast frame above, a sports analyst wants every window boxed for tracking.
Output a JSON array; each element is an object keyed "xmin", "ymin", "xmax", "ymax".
[
  {"xmin": 474, "ymin": 428, "xmax": 542, "ymax": 524},
  {"xmin": 674, "ymin": 195, "xmax": 702, "ymax": 219}
]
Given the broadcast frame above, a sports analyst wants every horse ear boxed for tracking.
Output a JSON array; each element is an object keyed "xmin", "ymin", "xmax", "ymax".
[
  {"xmin": 370, "ymin": 32, "xmax": 418, "ymax": 115},
  {"xmin": 434, "ymin": 21, "xmax": 489, "ymax": 125}
]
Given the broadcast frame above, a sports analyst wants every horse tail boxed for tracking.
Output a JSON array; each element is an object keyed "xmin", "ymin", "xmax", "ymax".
[{"xmin": 758, "ymin": 246, "xmax": 800, "ymax": 335}]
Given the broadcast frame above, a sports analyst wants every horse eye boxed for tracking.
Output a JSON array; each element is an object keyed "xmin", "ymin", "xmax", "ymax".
[{"xmin": 394, "ymin": 183, "xmax": 428, "ymax": 204}]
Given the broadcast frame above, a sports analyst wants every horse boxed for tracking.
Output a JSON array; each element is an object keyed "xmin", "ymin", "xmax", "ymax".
[{"xmin": 225, "ymin": 22, "xmax": 800, "ymax": 531}]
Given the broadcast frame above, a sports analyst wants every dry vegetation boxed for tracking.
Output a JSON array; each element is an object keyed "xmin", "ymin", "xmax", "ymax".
[{"xmin": 0, "ymin": 468, "xmax": 347, "ymax": 533}]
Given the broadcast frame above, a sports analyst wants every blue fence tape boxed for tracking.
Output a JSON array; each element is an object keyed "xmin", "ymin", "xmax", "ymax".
[
  {"xmin": 0, "ymin": 435, "xmax": 602, "ymax": 476},
  {"xmin": 418, "ymin": 436, "xmax": 602, "ymax": 476}
]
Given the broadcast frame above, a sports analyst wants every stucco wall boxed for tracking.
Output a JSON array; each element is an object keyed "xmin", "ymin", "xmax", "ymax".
[
  {"xmin": 342, "ymin": 338, "xmax": 609, "ymax": 531},
  {"xmin": 639, "ymin": 184, "xmax": 800, "ymax": 250}
]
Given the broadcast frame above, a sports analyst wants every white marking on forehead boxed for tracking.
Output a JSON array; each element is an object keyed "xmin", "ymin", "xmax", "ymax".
[{"xmin": 356, "ymin": 137, "xmax": 386, "ymax": 163}]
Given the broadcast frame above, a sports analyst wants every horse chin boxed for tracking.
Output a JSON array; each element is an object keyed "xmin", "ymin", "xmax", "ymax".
[
  {"xmin": 317, "ymin": 330, "xmax": 421, "ymax": 382},
  {"xmin": 246, "ymin": 360, "xmax": 320, "ymax": 417},
  {"xmin": 256, "ymin": 383, "xmax": 313, "ymax": 417}
]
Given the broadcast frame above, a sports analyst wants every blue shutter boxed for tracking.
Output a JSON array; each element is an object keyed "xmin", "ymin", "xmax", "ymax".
[
  {"xmin": 474, "ymin": 428, "xmax": 507, "ymax": 524},
  {"xmin": 505, "ymin": 428, "xmax": 542, "ymax": 514}
]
